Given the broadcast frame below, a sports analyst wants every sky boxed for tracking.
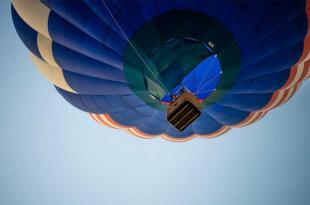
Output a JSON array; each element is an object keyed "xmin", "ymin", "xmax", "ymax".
[{"xmin": 1, "ymin": 1, "xmax": 310, "ymax": 205}]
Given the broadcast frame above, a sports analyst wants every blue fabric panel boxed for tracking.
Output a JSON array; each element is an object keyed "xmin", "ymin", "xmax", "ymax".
[
  {"xmin": 136, "ymin": 1, "xmax": 157, "ymax": 21},
  {"xmin": 191, "ymin": 112, "xmax": 224, "ymax": 135},
  {"xmin": 136, "ymin": 122, "xmax": 167, "ymax": 135},
  {"xmin": 206, "ymin": 104, "xmax": 250, "ymax": 125},
  {"xmin": 238, "ymin": 44, "xmax": 303, "ymax": 81},
  {"xmin": 120, "ymin": 94, "xmax": 146, "ymax": 108},
  {"xmin": 250, "ymin": 1, "xmax": 305, "ymax": 40},
  {"xmin": 56, "ymin": 87, "xmax": 145, "ymax": 114},
  {"xmin": 81, "ymin": 0, "xmax": 126, "ymax": 41},
  {"xmin": 48, "ymin": 11, "xmax": 123, "ymax": 69},
  {"xmin": 217, "ymin": 92, "xmax": 273, "ymax": 111},
  {"xmin": 52, "ymin": 43, "xmax": 126, "ymax": 83},
  {"xmin": 202, "ymin": 1, "xmax": 239, "ymax": 26},
  {"xmin": 190, "ymin": 55, "xmax": 221, "ymax": 99},
  {"xmin": 102, "ymin": 1, "xmax": 136, "ymax": 39},
  {"xmin": 41, "ymin": 0, "xmax": 127, "ymax": 55},
  {"xmin": 165, "ymin": 124, "xmax": 194, "ymax": 138},
  {"xmin": 115, "ymin": 2, "xmax": 147, "ymax": 32},
  {"xmin": 62, "ymin": 70, "xmax": 131, "ymax": 95},
  {"xmin": 13, "ymin": 1, "xmax": 309, "ymax": 137},
  {"xmin": 109, "ymin": 106, "xmax": 155, "ymax": 127},
  {"xmin": 174, "ymin": 1, "xmax": 194, "ymax": 10},
  {"xmin": 157, "ymin": 1, "xmax": 174, "ymax": 14},
  {"xmin": 242, "ymin": 1, "xmax": 276, "ymax": 23},
  {"xmin": 87, "ymin": 95, "xmax": 141, "ymax": 114},
  {"xmin": 231, "ymin": 70, "xmax": 290, "ymax": 94},
  {"xmin": 162, "ymin": 55, "xmax": 221, "ymax": 102},
  {"xmin": 135, "ymin": 113, "xmax": 169, "ymax": 135},
  {"xmin": 11, "ymin": 6, "xmax": 42, "ymax": 60},
  {"xmin": 174, "ymin": 1, "xmax": 206, "ymax": 14},
  {"xmin": 134, "ymin": 105, "xmax": 155, "ymax": 115},
  {"xmin": 243, "ymin": 13, "xmax": 307, "ymax": 66},
  {"xmin": 56, "ymin": 86, "xmax": 96, "ymax": 112}
]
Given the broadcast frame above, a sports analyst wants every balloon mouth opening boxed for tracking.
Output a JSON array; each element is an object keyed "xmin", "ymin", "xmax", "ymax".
[
  {"xmin": 160, "ymin": 53, "xmax": 222, "ymax": 104},
  {"xmin": 124, "ymin": 10, "xmax": 239, "ymax": 111}
]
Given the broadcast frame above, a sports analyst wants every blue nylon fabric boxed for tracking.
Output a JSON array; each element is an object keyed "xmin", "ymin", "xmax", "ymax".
[
  {"xmin": 112, "ymin": 1, "xmax": 147, "ymax": 33},
  {"xmin": 82, "ymin": 1, "xmax": 129, "ymax": 40},
  {"xmin": 12, "ymin": 1, "xmax": 308, "ymax": 138},
  {"xmin": 44, "ymin": 0, "xmax": 306, "ymax": 94},
  {"xmin": 135, "ymin": 1, "xmax": 157, "ymax": 20},
  {"xmin": 48, "ymin": 11, "xmax": 123, "ymax": 69},
  {"xmin": 218, "ymin": 93, "xmax": 273, "ymax": 111},
  {"xmin": 108, "ymin": 106, "xmax": 156, "ymax": 127},
  {"xmin": 205, "ymin": 104, "xmax": 250, "ymax": 125},
  {"xmin": 56, "ymin": 87, "xmax": 230, "ymax": 137},
  {"xmin": 41, "ymin": 0, "xmax": 128, "ymax": 55},
  {"xmin": 134, "ymin": 112, "xmax": 169, "ymax": 135},
  {"xmin": 191, "ymin": 112, "xmax": 225, "ymax": 135},
  {"xmin": 52, "ymin": 43, "xmax": 126, "ymax": 83},
  {"xmin": 184, "ymin": 55, "xmax": 221, "ymax": 99},
  {"xmin": 11, "ymin": 6, "xmax": 42, "ymax": 60},
  {"xmin": 230, "ymin": 70, "xmax": 290, "ymax": 94},
  {"xmin": 165, "ymin": 125, "xmax": 194, "ymax": 138},
  {"xmin": 42, "ymin": 2, "xmax": 305, "ymax": 94},
  {"xmin": 56, "ymin": 87, "xmax": 148, "ymax": 114},
  {"xmin": 62, "ymin": 70, "xmax": 131, "ymax": 95},
  {"xmin": 161, "ymin": 54, "xmax": 222, "ymax": 102},
  {"xmin": 238, "ymin": 44, "xmax": 303, "ymax": 81}
]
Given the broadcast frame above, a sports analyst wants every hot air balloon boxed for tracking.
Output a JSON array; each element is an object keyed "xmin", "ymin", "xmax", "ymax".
[{"xmin": 11, "ymin": 0, "xmax": 310, "ymax": 141}]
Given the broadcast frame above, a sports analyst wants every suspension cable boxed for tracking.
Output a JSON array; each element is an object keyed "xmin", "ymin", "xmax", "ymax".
[{"xmin": 102, "ymin": 1, "xmax": 171, "ymax": 95}]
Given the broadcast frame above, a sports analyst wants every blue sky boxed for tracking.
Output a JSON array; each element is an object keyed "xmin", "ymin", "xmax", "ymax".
[{"xmin": 1, "ymin": 1, "xmax": 310, "ymax": 205}]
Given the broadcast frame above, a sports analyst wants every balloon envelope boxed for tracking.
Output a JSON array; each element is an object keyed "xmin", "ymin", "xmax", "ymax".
[{"xmin": 11, "ymin": 0, "xmax": 310, "ymax": 141}]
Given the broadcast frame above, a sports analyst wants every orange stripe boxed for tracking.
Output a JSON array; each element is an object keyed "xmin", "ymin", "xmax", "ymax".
[
  {"xmin": 288, "ymin": 85, "xmax": 300, "ymax": 101},
  {"xmin": 300, "ymin": 59, "xmax": 310, "ymax": 81},
  {"xmin": 283, "ymin": 52, "xmax": 310, "ymax": 89},
  {"xmin": 89, "ymin": 112, "xmax": 232, "ymax": 141},
  {"xmin": 257, "ymin": 111, "xmax": 267, "ymax": 121},
  {"xmin": 306, "ymin": 66, "xmax": 310, "ymax": 79},
  {"xmin": 280, "ymin": 84, "xmax": 300, "ymax": 105},
  {"xmin": 261, "ymin": 90, "xmax": 286, "ymax": 111},
  {"xmin": 244, "ymin": 112, "xmax": 262, "ymax": 126},
  {"xmin": 282, "ymin": 66, "xmax": 298, "ymax": 88},
  {"xmin": 304, "ymin": 59, "xmax": 310, "ymax": 79},
  {"xmin": 297, "ymin": 62, "xmax": 310, "ymax": 84},
  {"xmin": 298, "ymin": 2, "xmax": 310, "ymax": 62},
  {"xmin": 248, "ymin": 112, "xmax": 266, "ymax": 125},
  {"xmin": 125, "ymin": 128, "xmax": 145, "ymax": 139},
  {"xmin": 89, "ymin": 113, "xmax": 108, "ymax": 126},
  {"xmin": 95, "ymin": 114, "xmax": 116, "ymax": 128},
  {"xmin": 282, "ymin": 3, "xmax": 310, "ymax": 89},
  {"xmin": 262, "ymin": 91, "xmax": 281, "ymax": 110},
  {"xmin": 250, "ymin": 112, "xmax": 267, "ymax": 124},
  {"xmin": 298, "ymin": 36, "xmax": 310, "ymax": 63},
  {"xmin": 273, "ymin": 89, "xmax": 291, "ymax": 108},
  {"xmin": 89, "ymin": 113, "xmax": 100, "ymax": 124},
  {"xmin": 160, "ymin": 134, "xmax": 196, "ymax": 142},
  {"xmin": 103, "ymin": 114, "xmax": 129, "ymax": 129},
  {"xmin": 127, "ymin": 127, "xmax": 157, "ymax": 139}
]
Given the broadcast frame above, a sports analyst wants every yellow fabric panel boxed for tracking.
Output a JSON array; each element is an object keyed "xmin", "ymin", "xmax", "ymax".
[
  {"xmin": 30, "ymin": 52, "xmax": 76, "ymax": 93},
  {"xmin": 37, "ymin": 33, "xmax": 57, "ymax": 67},
  {"xmin": 12, "ymin": 0, "xmax": 51, "ymax": 39}
]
